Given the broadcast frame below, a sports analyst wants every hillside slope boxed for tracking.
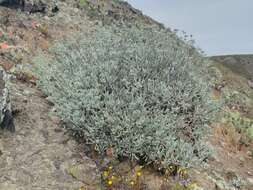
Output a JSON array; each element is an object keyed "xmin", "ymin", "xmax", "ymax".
[
  {"xmin": 0, "ymin": 1, "xmax": 253, "ymax": 190},
  {"xmin": 211, "ymin": 54, "xmax": 253, "ymax": 115},
  {"xmin": 211, "ymin": 54, "xmax": 253, "ymax": 80}
]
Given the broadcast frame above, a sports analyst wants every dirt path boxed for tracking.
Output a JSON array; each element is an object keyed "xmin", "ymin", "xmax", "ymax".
[{"xmin": 0, "ymin": 81, "xmax": 100, "ymax": 190}]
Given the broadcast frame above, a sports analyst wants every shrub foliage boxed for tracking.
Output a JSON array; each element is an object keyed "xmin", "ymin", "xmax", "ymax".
[{"xmin": 35, "ymin": 26, "xmax": 218, "ymax": 168}]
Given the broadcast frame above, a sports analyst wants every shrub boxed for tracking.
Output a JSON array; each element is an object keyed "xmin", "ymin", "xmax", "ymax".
[{"xmin": 34, "ymin": 26, "xmax": 218, "ymax": 168}]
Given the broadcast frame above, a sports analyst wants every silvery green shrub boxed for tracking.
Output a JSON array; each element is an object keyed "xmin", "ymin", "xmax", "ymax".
[{"xmin": 34, "ymin": 26, "xmax": 218, "ymax": 168}]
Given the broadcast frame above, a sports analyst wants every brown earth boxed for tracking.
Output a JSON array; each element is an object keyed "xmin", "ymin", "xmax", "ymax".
[
  {"xmin": 0, "ymin": 80, "xmax": 101, "ymax": 190},
  {"xmin": 0, "ymin": 1, "xmax": 253, "ymax": 190}
]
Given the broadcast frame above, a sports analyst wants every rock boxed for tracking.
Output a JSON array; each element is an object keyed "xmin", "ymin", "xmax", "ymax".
[
  {"xmin": 248, "ymin": 80, "xmax": 253, "ymax": 89},
  {"xmin": 0, "ymin": 0, "xmax": 59, "ymax": 14},
  {"xmin": 68, "ymin": 160, "xmax": 100, "ymax": 186},
  {"xmin": 247, "ymin": 177, "xmax": 253, "ymax": 184},
  {"xmin": 0, "ymin": 0, "xmax": 23, "ymax": 6},
  {"xmin": 0, "ymin": 66, "xmax": 15, "ymax": 132},
  {"xmin": 22, "ymin": 0, "xmax": 47, "ymax": 13},
  {"xmin": 239, "ymin": 156, "xmax": 245, "ymax": 163},
  {"xmin": 246, "ymin": 150, "xmax": 253, "ymax": 157}
]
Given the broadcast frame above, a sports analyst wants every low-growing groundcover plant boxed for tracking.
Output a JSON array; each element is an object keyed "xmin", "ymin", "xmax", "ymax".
[{"xmin": 34, "ymin": 26, "xmax": 218, "ymax": 168}]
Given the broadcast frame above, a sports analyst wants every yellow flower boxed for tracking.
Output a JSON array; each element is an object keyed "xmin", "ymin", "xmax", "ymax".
[
  {"xmin": 111, "ymin": 175, "xmax": 116, "ymax": 180},
  {"xmin": 188, "ymin": 182, "xmax": 198, "ymax": 189},
  {"xmin": 130, "ymin": 181, "xmax": 135, "ymax": 186},
  {"xmin": 136, "ymin": 171, "xmax": 142, "ymax": 177},
  {"xmin": 168, "ymin": 165, "xmax": 175, "ymax": 173},
  {"xmin": 107, "ymin": 180, "xmax": 113, "ymax": 185},
  {"xmin": 178, "ymin": 167, "xmax": 187, "ymax": 177},
  {"xmin": 108, "ymin": 166, "xmax": 113, "ymax": 170},
  {"xmin": 178, "ymin": 167, "xmax": 183, "ymax": 173},
  {"xmin": 103, "ymin": 171, "xmax": 109, "ymax": 177}
]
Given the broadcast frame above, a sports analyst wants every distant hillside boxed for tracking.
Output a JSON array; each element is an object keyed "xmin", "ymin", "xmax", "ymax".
[{"xmin": 211, "ymin": 54, "xmax": 253, "ymax": 80}]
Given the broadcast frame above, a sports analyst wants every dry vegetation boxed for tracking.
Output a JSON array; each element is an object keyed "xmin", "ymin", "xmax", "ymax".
[{"xmin": 0, "ymin": 1, "xmax": 252, "ymax": 190}]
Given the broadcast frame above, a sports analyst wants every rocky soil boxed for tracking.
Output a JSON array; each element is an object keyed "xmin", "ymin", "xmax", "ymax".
[
  {"xmin": 0, "ymin": 80, "xmax": 101, "ymax": 190},
  {"xmin": 0, "ymin": 0, "xmax": 253, "ymax": 190}
]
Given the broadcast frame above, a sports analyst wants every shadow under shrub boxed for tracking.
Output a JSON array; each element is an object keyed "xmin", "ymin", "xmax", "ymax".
[{"xmin": 34, "ymin": 26, "xmax": 218, "ymax": 168}]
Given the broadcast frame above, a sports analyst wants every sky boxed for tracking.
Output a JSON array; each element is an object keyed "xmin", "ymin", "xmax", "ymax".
[{"xmin": 126, "ymin": 0, "xmax": 253, "ymax": 56}]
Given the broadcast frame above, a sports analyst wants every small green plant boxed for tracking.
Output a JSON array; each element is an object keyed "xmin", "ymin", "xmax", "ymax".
[
  {"xmin": 37, "ymin": 24, "xmax": 49, "ymax": 37},
  {"xmin": 223, "ymin": 110, "xmax": 253, "ymax": 140},
  {"xmin": 223, "ymin": 90, "xmax": 250, "ymax": 112},
  {"xmin": 78, "ymin": 0, "xmax": 88, "ymax": 8},
  {"xmin": 35, "ymin": 26, "xmax": 218, "ymax": 168}
]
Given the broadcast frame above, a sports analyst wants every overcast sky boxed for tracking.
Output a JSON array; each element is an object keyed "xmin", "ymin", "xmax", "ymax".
[{"xmin": 126, "ymin": 0, "xmax": 253, "ymax": 56}]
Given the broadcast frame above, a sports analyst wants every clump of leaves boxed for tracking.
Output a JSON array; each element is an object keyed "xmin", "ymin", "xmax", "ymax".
[
  {"xmin": 78, "ymin": 0, "xmax": 88, "ymax": 8},
  {"xmin": 34, "ymin": 26, "xmax": 218, "ymax": 168},
  {"xmin": 223, "ymin": 110, "xmax": 253, "ymax": 140}
]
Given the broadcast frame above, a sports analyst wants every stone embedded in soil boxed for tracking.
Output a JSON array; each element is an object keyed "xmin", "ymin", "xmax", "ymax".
[
  {"xmin": 68, "ymin": 161, "xmax": 100, "ymax": 186},
  {"xmin": 248, "ymin": 80, "xmax": 253, "ymax": 88},
  {"xmin": 247, "ymin": 177, "xmax": 253, "ymax": 185},
  {"xmin": 0, "ymin": 66, "xmax": 14, "ymax": 132},
  {"xmin": 0, "ymin": 0, "xmax": 58, "ymax": 14}
]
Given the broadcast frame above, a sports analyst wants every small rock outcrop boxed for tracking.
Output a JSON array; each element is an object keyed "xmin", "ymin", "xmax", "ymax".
[
  {"xmin": 0, "ymin": 66, "xmax": 14, "ymax": 132},
  {"xmin": 0, "ymin": 0, "xmax": 58, "ymax": 14},
  {"xmin": 248, "ymin": 79, "xmax": 253, "ymax": 89}
]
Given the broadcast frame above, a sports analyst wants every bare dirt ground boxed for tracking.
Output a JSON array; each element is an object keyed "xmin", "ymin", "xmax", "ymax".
[{"xmin": 0, "ymin": 80, "xmax": 100, "ymax": 190}]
